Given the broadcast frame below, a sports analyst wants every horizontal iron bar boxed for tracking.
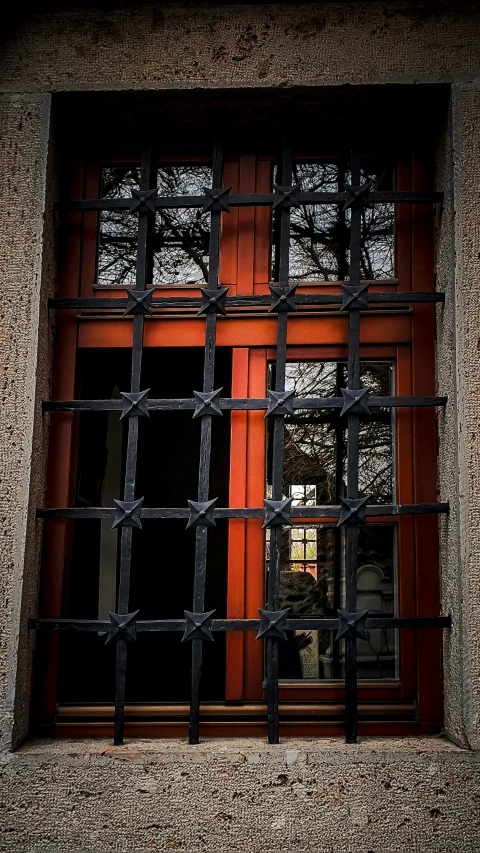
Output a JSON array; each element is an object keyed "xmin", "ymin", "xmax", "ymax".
[
  {"xmin": 43, "ymin": 395, "xmax": 447, "ymax": 413},
  {"xmin": 36, "ymin": 502, "xmax": 449, "ymax": 520},
  {"xmin": 48, "ymin": 291, "xmax": 445, "ymax": 311},
  {"xmin": 29, "ymin": 615, "xmax": 451, "ymax": 632},
  {"xmin": 55, "ymin": 190, "xmax": 443, "ymax": 213}
]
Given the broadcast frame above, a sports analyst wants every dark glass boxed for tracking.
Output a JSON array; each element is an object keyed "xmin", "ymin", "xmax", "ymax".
[
  {"xmin": 272, "ymin": 162, "xmax": 395, "ymax": 282},
  {"xmin": 97, "ymin": 165, "xmax": 211, "ymax": 286},
  {"xmin": 57, "ymin": 347, "xmax": 232, "ymax": 704}
]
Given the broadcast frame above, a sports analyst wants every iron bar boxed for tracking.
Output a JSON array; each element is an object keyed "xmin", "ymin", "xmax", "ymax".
[
  {"xmin": 48, "ymin": 291, "xmax": 445, "ymax": 310},
  {"xmin": 188, "ymin": 139, "xmax": 224, "ymax": 744},
  {"xmin": 55, "ymin": 189, "xmax": 443, "ymax": 213}
]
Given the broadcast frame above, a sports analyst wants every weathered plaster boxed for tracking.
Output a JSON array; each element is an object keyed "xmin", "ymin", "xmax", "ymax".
[
  {"xmin": 0, "ymin": 94, "xmax": 52, "ymax": 751},
  {"xmin": 0, "ymin": 3, "xmax": 480, "ymax": 94},
  {"xmin": 1, "ymin": 737, "xmax": 479, "ymax": 852}
]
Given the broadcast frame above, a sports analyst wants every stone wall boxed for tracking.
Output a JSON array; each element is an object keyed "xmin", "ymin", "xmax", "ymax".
[
  {"xmin": 1, "ymin": 3, "xmax": 480, "ymax": 852},
  {"xmin": 1, "ymin": 738, "xmax": 480, "ymax": 853}
]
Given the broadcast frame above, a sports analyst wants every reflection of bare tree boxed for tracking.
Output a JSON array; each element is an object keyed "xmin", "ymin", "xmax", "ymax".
[
  {"xmin": 279, "ymin": 361, "xmax": 393, "ymax": 505},
  {"xmin": 277, "ymin": 163, "xmax": 395, "ymax": 282},
  {"xmin": 97, "ymin": 165, "xmax": 211, "ymax": 286}
]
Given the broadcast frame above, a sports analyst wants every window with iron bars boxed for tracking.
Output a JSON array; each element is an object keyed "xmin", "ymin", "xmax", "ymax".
[{"xmin": 31, "ymin": 128, "xmax": 450, "ymax": 744}]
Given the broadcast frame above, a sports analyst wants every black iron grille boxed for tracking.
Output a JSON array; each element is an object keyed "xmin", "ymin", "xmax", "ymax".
[{"xmin": 31, "ymin": 139, "xmax": 450, "ymax": 745}]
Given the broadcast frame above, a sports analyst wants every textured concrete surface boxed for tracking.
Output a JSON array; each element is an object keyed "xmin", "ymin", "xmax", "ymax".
[
  {"xmin": 0, "ymin": 94, "xmax": 53, "ymax": 751},
  {"xmin": 436, "ymin": 85, "xmax": 480, "ymax": 751},
  {"xmin": 1, "ymin": 737, "xmax": 479, "ymax": 852},
  {"xmin": 0, "ymin": 2, "xmax": 479, "ymax": 94},
  {"xmin": 1, "ymin": 5, "xmax": 480, "ymax": 853}
]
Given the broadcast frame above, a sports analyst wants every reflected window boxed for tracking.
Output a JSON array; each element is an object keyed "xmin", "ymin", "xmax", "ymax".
[
  {"xmin": 276, "ymin": 524, "xmax": 396, "ymax": 682},
  {"xmin": 268, "ymin": 360, "xmax": 394, "ymax": 505},
  {"xmin": 272, "ymin": 162, "xmax": 395, "ymax": 282},
  {"xmin": 97, "ymin": 165, "xmax": 211, "ymax": 286},
  {"xmin": 267, "ymin": 358, "xmax": 396, "ymax": 682}
]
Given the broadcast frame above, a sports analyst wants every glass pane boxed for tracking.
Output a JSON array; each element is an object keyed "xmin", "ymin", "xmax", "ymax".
[
  {"xmin": 268, "ymin": 360, "xmax": 394, "ymax": 506},
  {"xmin": 97, "ymin": 164, "xmax": 212, "ymax": 287},
  {"xmin": 276, "ymin": 524, "xmax": 397, "ymax": 681},
  {"xmin": 98, "ymin": 166, "xmax": 140, "ymax": 286},
  {"xmin": 154, "ymin": 166, "xmax": 211, "ymax": 285},
  {"xmin": 272, "ymin": 162, "xmax": 394, "ymax": 282}
]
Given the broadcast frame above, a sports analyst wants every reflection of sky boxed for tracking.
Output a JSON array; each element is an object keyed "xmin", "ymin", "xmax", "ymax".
[
  {"xmin": 280, "ymin": 361, "xmax": 394, "ymax": 505},
  {"xmin": 275, "ymin": 162, "xmax": 395, "ymax": 282},
  {"xmin": 97, "ymin": 165, "xmax": 212, "ymax": 286}
]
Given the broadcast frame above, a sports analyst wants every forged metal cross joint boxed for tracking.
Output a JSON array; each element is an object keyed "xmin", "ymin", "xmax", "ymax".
[
  {"xmin": 342, "ymin": 181, "xmax": 372, "ymax": 211},
  {"xmin": 186, "ymin": 497, "xmax": 218, "ymax": 529},
  {"xmin": 340, "ymin": 387, "xmax": 370, "ymax": 416},
  {"xmin": 182, "ymin": 610, "xmax": 216, "ymax": 642},
  {"xmin": 257, "ymin": 608, "xmax": 291, "ymax": 641},
  {"xmin": 265, "ymin": 389, "xmax": 295, "ymax": 418},
  {"xmin": 337, "ymin": 496, "xmax": 369, "ymax": 528},
  {"xmin": 124, "ymin": 289, "xmax": 154, "ymax": 316},
  {"xmin": 203, "ymin": 186, "xmax": 231, "ymax": 213},
  {"xmin": 192, "ymin": 389, "xmax": 223, "ymax": 419},
  {"xmin": 263, "ymin": 497, "xmax": 293, "ymax": 528},
  {"xmin": 112, "ymin": 497, "xmax": 144, "ymax": 530},
  {"xmin": 120, "ymin": 389, "xmax": 150, "ymax": 420},
  {"xmin": 129, "ymin": 188, "xmax": 157, "ymax": 214},
  {"xmin": 106, "ymin": 611, "xmax": 140, "ymax": 644},
  {"xmin": 198, "ymin": 287, "xmax": 229, "ymax": 316},
  {"xmin": 340, "ymin": 283, "xmax": 370, "ymax": 312},
  {"xmin": 335, "ymin": 609, "xmax": 369, "ymax": 641},
  {"xmin": 272, "ymin": 183, "xmax": 301, "ymax": 210},
  {"xmin": 269, "ymin": 283, "xmax": 298, "ymax": 313}
]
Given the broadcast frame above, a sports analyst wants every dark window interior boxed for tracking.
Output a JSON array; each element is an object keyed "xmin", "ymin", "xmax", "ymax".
[{"xmin": 57, "ymin": 347, "xmax": 232, "ymax": 704}]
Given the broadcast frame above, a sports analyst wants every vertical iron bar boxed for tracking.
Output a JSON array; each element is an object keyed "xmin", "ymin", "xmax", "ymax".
[
  {"xmin": 114, "ymin": 139, "xmax": 155, "ymax": 745},
  {"xmin": 189, "ymin": 139, "xmax": 223, "ymax": 744},
  {"xmin": 266, "ymin": 139, "xmax": 293, "ymax": 744},
  {"xmin": 344, "ymin": 147, "xmax": 362, "ymax": 743}
]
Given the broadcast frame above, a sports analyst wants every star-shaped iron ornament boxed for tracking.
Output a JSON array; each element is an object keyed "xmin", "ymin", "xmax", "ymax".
[
  {"xmin": 197, "ymin": 287, "xmax": 229, "ymax": 316},
  {"xmin": 340, "ymin": 387, "xmax": 371, "ymax": 417},
  {"xmin": 336, "ymin": 496, "xmax": 369, "ymax": 528},
  {"xmin": 186, "ymin": 497, "xmax": 218, "ymax": 529},
  {"xmin": 129, "ymin": 188, "xmax": 157, "ymax": 214},
  {"xmin": 120, "ymin": 389, "xmax": 150, "ymax": 420},
  {"xmin": 112, "ymin": 497, "xmax": 144, "ymax": 530},
  {"xmin": 192, "ymin": 388, "xmax": 223, "ymax": 419},
  {"xmin": 335, "ymin": 608, "xmax": 369, "ymax": 641},
  {"xmin": 272, "ymin": 183, "xmax": 301, "ymax": 210},
  {"xmin": 263, "ymin": 497, "xmax": 293, "ymax": 528},
  {"xmin": 269, "ymin": 283, "xmax": 298, "ymax": 313},
  {"xmin": 256, "ymin": 607, "xmax": 291, "ymax": 641},
  {"xmin": 124, "ymin": 289, "xmax": 154, "ymax": 316},
  {"xmin": 340, "ymin": 283, "xmax": 370, "ymax": 312},
  {"xmin": 342, "ymin": 181, "xmax": 372, "ymax": 211},
  {"xmin": 105, "ymin": 610, "xmax": 140, "ymax": 644},
  {"xmin": 265, "ymin": 389, "xmax": 295, "ymax": 418},
  {"xmin": 203, "ymin": 186, "xmax": 231, "ymax": 213},
  {"xmin": 182, "ymin": 609, "xmax": 216, "ymax": 642}
]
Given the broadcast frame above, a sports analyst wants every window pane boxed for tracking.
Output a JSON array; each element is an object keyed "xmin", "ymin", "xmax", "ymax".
[
  {"xmin": 154, "ymin": 166, "xmax": 211, "ymax": 285},
  {"xmin": 268, "ymin": 360, "xmax": 394, "ymax": 505},
  {"xmin": 276, "ymin": 524, "xmax": 397, "ymax": 681},
  {"xmin": 98, "ymin": 166, "xmax": 140, "ymax": 286},
  {"xmin": 272, "ymin": 162, "xmax": 394, "ymax": 282},
  {"xmin": 97, "ymin": 164, "xmax": 212, "ymax": 287}
]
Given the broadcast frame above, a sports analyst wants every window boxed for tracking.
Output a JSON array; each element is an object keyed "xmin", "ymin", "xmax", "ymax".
[{"xmin": 32, "ymin": 124, "xmax": 449, "ymax": 745}]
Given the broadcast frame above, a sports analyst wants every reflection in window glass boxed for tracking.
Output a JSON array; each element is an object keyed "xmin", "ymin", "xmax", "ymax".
[
  {"xmin": 272, "ymin": 162, "xmax": 395, "ymax": 282},
  {"xmin": 154, "ymin": 166, "xmax": 211, "ymax": 285},
  {"xmin": 276, "ymin": 524, "xmax": 396, "ymax": 681},
  {"xmin": 97, "ymin": 165, "xmax": 211, "ymax": 286},
  {"xmin": 268, "ymin": 360, "xmax": 394, "ymax": 506}
]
